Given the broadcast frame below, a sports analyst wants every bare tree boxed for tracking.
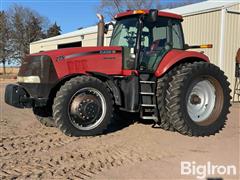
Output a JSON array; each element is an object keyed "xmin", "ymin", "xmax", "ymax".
[
  {"xmin": 0, "ymin": 11, "xmax": 12, "ymax": 74},
  {"xmin": 97, "ymin": 0, "xmax": 206, "ymax": 19},
  {"xmin": 161, "ymin": 0, "xmax": 206, "ymax": 9},
  {"xmin": 7, "ymin": 4, "xmax": 49, "ymax": 64},
  {"xmin": 97, "ymin": 0, "xmax": 161, "ymax": 19}
]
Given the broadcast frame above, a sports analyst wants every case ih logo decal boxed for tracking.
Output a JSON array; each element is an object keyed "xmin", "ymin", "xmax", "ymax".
[{"xmin": 56, "ymin": 50, "xmax": 120, "ymax": 61}]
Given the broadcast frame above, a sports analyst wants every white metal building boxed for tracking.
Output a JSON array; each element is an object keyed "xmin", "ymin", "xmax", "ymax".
[
  {"xmin": 30, "ymin": 0, "xmax": 240, "ymax": 92},
  {"xmin": 165, "ymin": 0, "xmax": 240, "ymax": 93}
]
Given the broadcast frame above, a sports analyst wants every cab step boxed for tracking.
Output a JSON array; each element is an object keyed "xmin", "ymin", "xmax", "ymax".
[
  {"xmin": 140, "ymin": 104, "xmax": 156, "ymax": 107},
  {"xmin": 140, "ymin": 81, "xmax": 156, "ymax": 84},
  {"xmin": 139, "ymin": 75, "xmax": 158, "ymax": 123},
  {"xmin": 140, "ymin": 92, "xmax": 155, "ymax": 95},
  {"xmin": 141, "ymin": 116, "xmax": 158, "ymax": 120}
]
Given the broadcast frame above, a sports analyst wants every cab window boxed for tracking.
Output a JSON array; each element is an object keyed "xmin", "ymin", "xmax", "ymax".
[
  {"xmin": 110, "ymin": 17, "xmax": 138, "ymax": 48},
  {"xmin": 172, "ymin": 21, "xmax": 184, "ymax": 49}
]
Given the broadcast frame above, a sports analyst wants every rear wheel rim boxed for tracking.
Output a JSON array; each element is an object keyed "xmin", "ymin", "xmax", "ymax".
[
  {"xmin": 68, "ymin": 87, "xmax": 107, "ymax": 130},
  {"xmin": 187, "ymin": 77, "xmax": 224, "ymax": 126}
]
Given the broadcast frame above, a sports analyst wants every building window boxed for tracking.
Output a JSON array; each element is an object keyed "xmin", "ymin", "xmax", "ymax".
[{"xmin": 58, "ymin": 41, "xmax": 82, "ymax": 49}]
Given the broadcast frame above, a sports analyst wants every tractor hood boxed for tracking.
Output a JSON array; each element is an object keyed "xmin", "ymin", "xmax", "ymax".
[
  {"xmin": 32, "ymin": 46, "xmax": 122, "ymax": 61},
  {"xmin": 17, "ymin": 46, "xmax": 123, "ymax": 99},
  {"xmin": 27, "ymin": 46, "xmax": 123, "ymax": 79}
]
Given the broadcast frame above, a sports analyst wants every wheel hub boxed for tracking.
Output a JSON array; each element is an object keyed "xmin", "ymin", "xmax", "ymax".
[
  {"xmin": 78, "ymin": 99, "xmax": 100, "ymax": 121},
  {"xmin": 68, "ymin": 88, "xmax": 106, "ymax": 130},
  {"xmin": 190, "ymin": 94, "xmax": 202, "ymax": 105},
  {"xmin": 187, "ymin": 80, "xmax": 216, "ymax": 123}
]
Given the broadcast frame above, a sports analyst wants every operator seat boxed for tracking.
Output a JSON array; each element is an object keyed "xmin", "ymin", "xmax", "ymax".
[
  {"xmin": 140, "ymin": 39, "xmax": 167, "ymax": 70},
  {"xmin": 150, "ymin": 40, "xmax": 160, "ymax": 52},
  {"xmin": 150, "ymin": 39, "xmax": 167, "ymax": 52}
]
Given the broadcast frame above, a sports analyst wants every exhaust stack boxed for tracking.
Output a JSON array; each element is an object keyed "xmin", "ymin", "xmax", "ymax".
[{"xmin": 96, "ymin": 14, "xmax": 104, "ymax": 46}]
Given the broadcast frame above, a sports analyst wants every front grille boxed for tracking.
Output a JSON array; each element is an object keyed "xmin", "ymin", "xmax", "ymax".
[
  {"xmin": 18, "ymin": 55, "xmax": 57, "ymax": 83},
  {"xmin": 18, "ymin": 55, "xmax": 58, "ymax": 98}
]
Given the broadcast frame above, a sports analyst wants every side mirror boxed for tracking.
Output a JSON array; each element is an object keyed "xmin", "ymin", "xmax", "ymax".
[
  {"xmin": 184, "ymin": 44, "xmax": 190, "ymax": 49},
  {"xmin": 104, "ymin": 24, "xmax": 109, "ymax": 34},
  {"xmin": 148, "ymin": 9, "xmax": 158, "ymax": 22},
  {"xmin": 104, "ymin": 22, "xmax": 114, "ymax": 34}
]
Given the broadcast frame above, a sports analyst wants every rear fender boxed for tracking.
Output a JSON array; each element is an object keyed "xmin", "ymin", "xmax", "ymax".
[{"xmin": 155, "ymin": 49, "xmax": 209, "ymax": 77}]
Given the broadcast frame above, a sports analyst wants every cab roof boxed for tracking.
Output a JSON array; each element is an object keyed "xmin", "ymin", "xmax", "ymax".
[{"xmin": 114, "ymin": 9, "xmax": 183, "ymax": 20}]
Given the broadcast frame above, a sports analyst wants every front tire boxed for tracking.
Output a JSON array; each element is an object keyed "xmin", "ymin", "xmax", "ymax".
[
  {"xmin": 53, "ymin": 76, "xmax": 115, "ymax": 137},
  {"xmin": 166, "ymin": 62, "xmax": 231, "ymax": 136},
  {"xmin": 33, "ymin": 107, "xmax": 55, "ymax": 127}
]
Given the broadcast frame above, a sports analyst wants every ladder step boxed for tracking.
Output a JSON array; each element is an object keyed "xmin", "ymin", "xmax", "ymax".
[
  {"xmin": 140, "ymin": 92, "xmax": 155, "ymax": 95},
  {"xmin": 141, "ymin": 116, "xmax": 158, "ymax": 120},
  {"xmin": 141, "ymin": 104, "xmax": 156, "ymax": 107},
  {"xmin": 140, "ymin": 81, "xmax": 155, "ymax": 84}
]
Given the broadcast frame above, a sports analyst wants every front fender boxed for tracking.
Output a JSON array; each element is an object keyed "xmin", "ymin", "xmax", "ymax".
[{"xmin": 155, "ymin": 49, "xmax": 209, "ymax": 77}]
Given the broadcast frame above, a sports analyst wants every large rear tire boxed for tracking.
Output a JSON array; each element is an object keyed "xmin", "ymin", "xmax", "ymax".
[
  {"xmin": 166, "ymin": 62, "xmax": 231, "ymax": 136},
  {"xmin": 156, "ymin": 65, "xmax": 182, "ymax": 131},
  {"xmin": 53, "ymin": 76, "xmax": 115, "ymax": 137},
  {"xmin": 156, "ymin": 72, "xmax": 174, "ymax": 131}
]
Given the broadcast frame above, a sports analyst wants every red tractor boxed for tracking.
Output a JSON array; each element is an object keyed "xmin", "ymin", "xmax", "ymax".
[{"xmin": 5, "ymin": 9, "xmax": 231, "ymax": 137}]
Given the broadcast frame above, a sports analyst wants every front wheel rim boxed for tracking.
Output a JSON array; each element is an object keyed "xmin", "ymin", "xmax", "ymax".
[{"xmin": 68, "ymin": 87, "xmax": 107, "ymax": 131}]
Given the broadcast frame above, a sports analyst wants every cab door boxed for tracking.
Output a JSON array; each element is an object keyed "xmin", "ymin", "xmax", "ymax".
[{"xmin": 139, "ymin": 18, "xmax": 184, "ymax": 71}]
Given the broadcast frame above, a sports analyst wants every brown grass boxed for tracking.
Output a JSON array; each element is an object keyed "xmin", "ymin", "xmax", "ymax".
[
  {"xmin": 0, "ymin": 67, "xmax": 19, "ymax": 80},
  {"xmin": 0, "ymin": 67, "xmax": 19, "ymax": 74}
]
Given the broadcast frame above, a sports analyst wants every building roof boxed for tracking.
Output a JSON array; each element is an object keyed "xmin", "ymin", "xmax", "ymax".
[
  {"xmin": 31, "ymin": 25, "xmax": 98, "ymax": 44},
  {"xmin": 31, "ymin": 0, "xmax": 239, "ymax": 45},
  {"xmin": 164, "ymin": 0, "xmax": 239, "ymax": 16}
]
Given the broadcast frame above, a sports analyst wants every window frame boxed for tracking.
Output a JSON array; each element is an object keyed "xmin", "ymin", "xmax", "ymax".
[
  {"xmin": 138, "ymin": 18, "xmax": 185, "ymax": 71},
  {"xmin": 170, "ymin": 19, "xmax": 185, "ymax": 50},
  {"xmin": 140, "ymin": 17, "xmax": 185, "ymax": 51},
  {"xmin": 110, "ymin": 16, "xmax": 139, "ymax": 48}
]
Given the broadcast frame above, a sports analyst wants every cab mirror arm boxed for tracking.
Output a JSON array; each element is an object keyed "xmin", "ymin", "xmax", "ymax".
[{"xmin": 104, "ymin": 22, "xmax": 114, "ymax": 34}]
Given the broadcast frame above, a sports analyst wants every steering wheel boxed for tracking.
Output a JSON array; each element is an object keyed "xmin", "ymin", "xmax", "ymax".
[{"xmin": 124, "ymin": 31, "xmax": 137, "ymax": 48}]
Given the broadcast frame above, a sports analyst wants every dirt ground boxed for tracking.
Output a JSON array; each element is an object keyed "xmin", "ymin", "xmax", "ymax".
[{"xmin": 0, "ymin": 80, "xmax": 239, "ymax": 180}]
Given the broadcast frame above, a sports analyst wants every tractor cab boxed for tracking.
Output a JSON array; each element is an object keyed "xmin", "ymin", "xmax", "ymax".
[{"xmin": 108, "ymin": 9, "xmax": 184, "ymax": 72}]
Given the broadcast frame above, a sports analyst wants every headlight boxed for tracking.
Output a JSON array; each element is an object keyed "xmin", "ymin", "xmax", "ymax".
[{"xmin": 17, "ymin": 76, "xmax": 41, "ymax": 83}]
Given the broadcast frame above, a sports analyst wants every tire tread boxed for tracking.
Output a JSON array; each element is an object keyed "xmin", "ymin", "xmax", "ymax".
[
  {"xmin": 165, "ymin": 62, "xmax": 231, "ymax": 137},
  {"xmin": 53, "ymin": 76, "xmax": 115, "ymax": 137}
]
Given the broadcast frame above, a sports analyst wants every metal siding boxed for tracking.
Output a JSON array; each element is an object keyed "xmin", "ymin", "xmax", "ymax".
[
  {"xmin": 223, "ymin": 3, "xmax": 240, "ymax": 92},
  {"xmin": 182, "ymin": 3, "xmax": 240, "ymax": 95},
  {"xmin": 81, "ymin": 33, "xmax": 97, "ymax": 47},
  {"xmin": 82, "ymin": 31, "xmax": 112, "ymax": 47},
  {"xmin": 30, "ymin": 36, "xmax": 83, "ymax": 53},
  {"xmin": 182, "ymin": 10, "xmax": 221, "ymax": 66},
  {"xmin": 30, "ymin": 31, "xmax": 113, "ymax": 53}
]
